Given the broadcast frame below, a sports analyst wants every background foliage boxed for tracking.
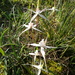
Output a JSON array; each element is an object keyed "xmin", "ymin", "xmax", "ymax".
[{"xmin": 0, "ymin": 0, "xmax": 75, "ymax": 75}]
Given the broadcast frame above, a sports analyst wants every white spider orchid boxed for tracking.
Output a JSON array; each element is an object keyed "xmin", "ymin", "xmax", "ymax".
[
  {"xmin": 46, "ymin": 7, "xmax": 59, "ymax": 12},
  {"xmin": 29, "ymin": 50, "xmax": 40, "ymax": 62},
  {"xmin": 28, "ymin": 39, "xmax": 57, "ymax": 49},
  {"xmin": 32, "ymin": 62, "xmax": 43, "ymax": 75},
  {"xmin": 29, "ymin": 8, "xmax": 48, "ymax": 22},
  {"xmin": 19, "ymin": 22, "xmax": 42, "ymax": 37}
]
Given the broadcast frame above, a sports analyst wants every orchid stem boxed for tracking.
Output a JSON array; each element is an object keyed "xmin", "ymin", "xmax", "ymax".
[
  {"xmin": 37, "ymin": 0, "xmax": 40, "ymax": 10},
  {"xmin": 35, "ymin": 0, "xmax": 40, "ymax": 26},
  {"xmin": 54, "ymin": 0, "xmax": 56, "ymax": 7}
]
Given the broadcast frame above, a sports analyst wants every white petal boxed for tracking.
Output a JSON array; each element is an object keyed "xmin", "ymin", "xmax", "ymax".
[
  {"xmin": 41, "ymin": 47, "xmax": 45, "ymax": 58},
  {"xmin": 28, "ymin": 9, "xmax": 36, "ymax": 13},
  {"xmin": 30, "ymin": 14, "xmax": 38, "ymax": 22},
  {"xmin": 35, "ymin": 50, "xmax": 39, "ymax": 55},
  {"xmin": 40, "ymin": 8, "xmax": 47, "ymax": 13},
  {"xmin": 34, "ymin": 55, "xmax": 37, "ymax": 62},
  {"xmin": 33, "ymin": 24, "xmax": 38, "ymax": 27},
  {"xmin": 19, "ymin": 28, "xmax": 30, "ymax": 36},
  {"xmin": 37, "ymin": 69, "xmax": 41, "ymax": 75},
  {"xmin": 47, "ymin": 7, "xmax": 59, "ymax": 11},
  {"xmin": 45, "ymin": 38, "xmax": 47, "ymax": 44},
  {"xmin": 55, "ymin": 9, "xmax": 59, "ymax": 11},
  {"xmin": 40, "ymin": 47, "xmax": 45, "ymax": 63},
  {"xmin": 45, "ymin": 46, "xmax": 57, "ymax": 49},
  {"xmin": 46, "ymin": 8, "xmax": 53, "ymax": 10},
  {"xmin": 39, "ymin": 14, "xmax": 48, "ymax": 20},
  {"xmin": 22, "ymin": 24, "xmax": 29, "ymax": 27},
  {"xmin": 29, "ymin": 53, "xmax": 35, "ymax": 55},
  {"xmin": 32, "ymin": 65, "xmax": 41, "ymax": 69},
  {"xmin": 28, "ymin": 43, "xmax": 40, "ymax": 47},
  {"xmin": 41, "ymin": 47, "xmax": 47, "ymax": 70},
  {"xmin": 32, "ymin": 27, "xmax": 42, "ymax": 32}
]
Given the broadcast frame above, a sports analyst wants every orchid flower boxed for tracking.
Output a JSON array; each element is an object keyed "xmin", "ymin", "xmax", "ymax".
[
  {"xmin": 29, "ymin": 50, "xmax": 40, "ymax": 62},
  {"xmin": 19, "ymin": 22, "xmax": 42, "ymax": 37},
  {"xmin": 29, "ymin": 8, "xmax": 48, "ymax": 22},
  {"xmin": 28, "ymin": 39, "xmax": 57, "ymax": 49},
  {"xmin": 32, "ymin": 62, "xmax": 43, "ymax": 75}
]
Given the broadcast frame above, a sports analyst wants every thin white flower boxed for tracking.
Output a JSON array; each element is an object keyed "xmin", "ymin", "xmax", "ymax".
[
  {"xmin": 28, "ymin": 39, "xmax": 57, "ymax": 49},
  {"xmin": 19, "ymin": 22, "xmax": 42, "ymax": 37},
  {"xmin": 32, "ymin": 62, "xmax": 43, "ymax": 75},
  {"xmin": 29, "ymin": 50, "xmax": 40, "ymax": 62},
  {"xmin": 29, "ymin": 8, "xmax": 48, "ymax": 22}
]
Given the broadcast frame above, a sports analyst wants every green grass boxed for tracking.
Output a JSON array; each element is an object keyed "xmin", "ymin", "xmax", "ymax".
[{"xmin": 0, "ymin": 0, "xmax": 75, "ymax": 75}]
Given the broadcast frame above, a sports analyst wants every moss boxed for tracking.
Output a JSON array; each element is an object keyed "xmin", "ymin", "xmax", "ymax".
[
  {"xmin": 41, "ymin": 60, "xmax": 63, "ymax": 75},
  {"xmin": 0, "ymin": 62, "xmax": 5, "ymax": 75},
  {"xmin": 48, "ymin": 60, "xmax": 63, "ymax": 75}
]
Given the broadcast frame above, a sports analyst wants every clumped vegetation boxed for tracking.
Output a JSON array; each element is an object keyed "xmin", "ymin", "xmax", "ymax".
[{"xmin": 0, "ymin": 0, "xmax": 75, "ymax": 75}]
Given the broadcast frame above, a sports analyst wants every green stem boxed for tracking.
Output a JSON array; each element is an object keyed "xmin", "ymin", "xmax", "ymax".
[
  {"xmin": 37, "ymin": 0, "xmax": 40, "ymax": 9},
  {"xmin": 54, "ymin": 0, "xmax": 56, "ymax": 7}
]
